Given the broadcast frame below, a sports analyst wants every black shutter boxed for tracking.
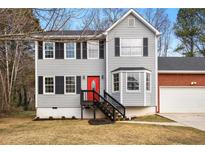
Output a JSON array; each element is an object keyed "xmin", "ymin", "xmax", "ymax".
[
  {"xmin": 55, "ymin": 76, "xmax": 64, "ymax": 94},
  {"xmin": 82, "ymin": 42, "xmax": 87, "ymax": 59},
  {"xmin": 99, "ymin": 40, "xmax": 105, "ymax": 59},
  {"xmin": 55, "ymin": 42, "xmax": 64, "ymax": 59},
  {"xmin": 38, "ymin": 41, "xmax": 43, "ymax": 59},
  {"xmin": 76, "ymin": 42, "xmax": 81, "ymax": 59},
  {"xmin": 115, "ymin": 38, "xmax": 120, "ymax": 57},
  {"xmin": 143, "ymin": 38, "xmax": 148, "ymax": 57},
  {"xmin": 76, "ymin": 76, "xmax": 81, "ymax": 94},
  {"xmin": 38, "ymin": 76, "xmax": 43, "ymax": 94}
]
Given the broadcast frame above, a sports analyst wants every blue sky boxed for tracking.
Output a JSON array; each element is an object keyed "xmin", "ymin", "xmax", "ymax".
[{"xmin": 39, "ymin": 8, "xmax": 181, "ymax": 56}]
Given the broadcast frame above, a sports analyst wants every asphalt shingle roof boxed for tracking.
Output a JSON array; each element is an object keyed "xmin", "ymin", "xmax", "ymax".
[
  {"xmin": 112, "ymin": 67, "xmax": 150, "ymax": 72},
  {"xmin": 158, "ymin": 57, "xmax": 205, "ymax": 71},
  {"xmin": 37, "ymin": 30, "xmax": 104, "ymax": 36}
]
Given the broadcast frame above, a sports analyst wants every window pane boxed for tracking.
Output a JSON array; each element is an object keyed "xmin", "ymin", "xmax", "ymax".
[
  {"xmin": 88, "ymin": 41, "xmax": 99, "ymax": 58},
  {"xmin": 45, "ymin": 42, "xmax": 54, "ymax": 58},
  {"xmin": 127, "ymin": 73, "xmax": 139, "ymax": 91},
  {"xmin": 65, "ymin": 76, "xmax": 76, "ymax": 93},
  {"xmin": 146, "ymin": 73, "xmax": 151, "ymax": 91},
  {"xmin": 113, "ymin": 73, "xmax": 119, "ymax": 92},
  {"xmin": 45, "ymin": 77, "xmax": 54, "ymax": 93},
  {"xmin": 121, "ymin": 38, "xmax": 142, "ymax": 56},
  {"xmin": 66, "ymin": 43, "xmax": 75, "ymax": 58}
]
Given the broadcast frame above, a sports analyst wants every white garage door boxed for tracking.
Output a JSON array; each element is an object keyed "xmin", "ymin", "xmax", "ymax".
[{"xmin": 160, "ymin": 87, "xmax": 205, "ymax": 113}]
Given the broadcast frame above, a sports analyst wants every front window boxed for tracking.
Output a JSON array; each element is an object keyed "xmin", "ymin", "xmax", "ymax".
[
  {"xmin": 113, "ymin": 73, "xmax": 119, "ymax": 92},
  {"xmin": 44, "ymin": 77, "xmax": 54, "ymax": 94},
  {"xmin": 127, "ymin": 72, "xmax": 140, "ymax": 91},
  {"xmin": 65, "ymin": 42, "xmax": 75, "ymax": 59},
  {"xmin": 88, "ymin": 41, "xmax": 99, "ymax": 59},
  {"xmin": 65, "ymin": 76, "xmax": 76, "ymax": 94},
  {"xmin": 121, "ymin": 38, "xmax": 142, "ymax": 56},
  {"xmin": 44, "ymin": 42, "xmax": 54, "ymax": 58},
  {"xmin": 146, "ymin": 73, "xmax": 151, "ymax": 91}
]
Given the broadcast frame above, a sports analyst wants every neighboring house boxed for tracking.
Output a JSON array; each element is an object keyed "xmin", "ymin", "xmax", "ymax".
[
  {"xmin": 158, "ymin": 57, "xmax": 205, "ymax": 113},
  {"xmin": 34, "ymin": 9, "xmax": 160, "ymax": 119}
]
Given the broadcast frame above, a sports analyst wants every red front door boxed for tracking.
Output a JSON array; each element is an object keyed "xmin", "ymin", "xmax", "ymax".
[{"xmin": 87, "ymin": 76, "xmax": 100, "ymax": 101}]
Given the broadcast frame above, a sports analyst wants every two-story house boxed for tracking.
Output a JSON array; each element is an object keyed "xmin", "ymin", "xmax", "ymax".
[{"xmin": 34, "ymin": 9, "xmax": 160, "ymax": 120}]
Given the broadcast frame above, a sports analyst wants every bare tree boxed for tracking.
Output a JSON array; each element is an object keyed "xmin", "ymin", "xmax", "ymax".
[
  {"xmin": 138, "ymin": 8, "xmax": 172, "ymax": 56},
  {"xmin": 0, "ymin": 8, "xmax": 88, "ymax": 112}
]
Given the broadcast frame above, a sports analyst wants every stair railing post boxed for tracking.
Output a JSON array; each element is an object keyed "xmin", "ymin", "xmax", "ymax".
[{"xmin": 113, "ymin": 108, "xmax": 116, "ymax": 122}]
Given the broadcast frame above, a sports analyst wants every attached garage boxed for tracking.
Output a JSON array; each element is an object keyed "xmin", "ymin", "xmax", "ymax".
[
  {"xmin": 158, "ymin": 57, "xmax": 205, "ymax": 113},
  {"xmin": 160, "ymin": 87, "xmax": 205, "ymax": 113}
]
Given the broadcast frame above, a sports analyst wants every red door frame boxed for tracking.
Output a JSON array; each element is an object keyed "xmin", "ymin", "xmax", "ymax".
[{"xmin": 87, "ymin": 76, "xmax": 100, "ymax": 101}]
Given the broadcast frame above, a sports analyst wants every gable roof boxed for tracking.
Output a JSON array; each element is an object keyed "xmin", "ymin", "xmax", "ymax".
[
  {"xmin": 105, "ymin": 9, "xmax": 161, "ymax": 36},
  {"xmin": 158, "ymin": 57, "xmax": 205, "ymax": 72}
]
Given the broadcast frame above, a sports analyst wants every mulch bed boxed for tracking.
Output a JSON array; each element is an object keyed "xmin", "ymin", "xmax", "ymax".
[{"xmin": 88, "ymin": 119, "xmax": 114, "ymax": 125}]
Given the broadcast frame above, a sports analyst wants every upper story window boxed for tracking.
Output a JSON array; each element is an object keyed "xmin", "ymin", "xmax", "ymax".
[
  {"xmin": 146, "ymin": 72, "xmax": 151, "ymax": 91},
  {"xmin": 88, "ymin": 41, "xmax": 99, "ymax": 59},
  {"xmin": 44, "ymin": 77, "xmax": 54, "ymax": 94},
  {"xmin": 121, "ymin": 38, "xmax": 143, "ymax": 56},
  {"xmin": 44, "ymin": 42, "xmax": 54, "ymax": 59},
  {"xmin": 112, "ymin": 73, "xmax": 120, "ymax": 92},
  {"xmin": 126, "ymin": 72, "xmax": 140, "ymax": 92},
  {"xmin": 65, "ymin": 42, "xmax": 76, "ymax": 59},
  {"xmin": 128, "ymin": 18, "xmax": 135, "ymax": 27}
]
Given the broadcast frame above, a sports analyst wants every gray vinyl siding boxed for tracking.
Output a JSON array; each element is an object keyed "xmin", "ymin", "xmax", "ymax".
[
  {"xmin": 122, "ymin": 72, "xmax": 144, "ymax": 106},
  {"xmin": 107, "ymin": 14, "xmax": 156, "ymax": 106},
  {"xmin": 37, "ymin": 59, "xmax": 105, "ymax": 108}
]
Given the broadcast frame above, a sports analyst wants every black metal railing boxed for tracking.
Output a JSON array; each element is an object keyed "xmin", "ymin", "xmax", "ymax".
[
  {"xmin": 104, "ymin": 90, "xmax": 126, "ymax": 118},
  {"xmin": 80, "ymin": 89, "xmax": 126, "ymax": 121}
]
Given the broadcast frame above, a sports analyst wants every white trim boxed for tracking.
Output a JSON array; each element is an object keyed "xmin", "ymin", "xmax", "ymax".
[
  {"xmin": 43, "ymin": 76, "xmax": 55, "ymax": 95},
  {"xmin": 106, "ymin": 35, "xmax": 108, "ymax": 92},
  {"xmin": 125, "ymin": 72, "xmax": 141, "ymax": 93},
  {"xmin": 158, "ymin": 70, "xmax": 205, "ymax": 74},
  {"xmin": 35, "ymin": 41, "xmax": 38, "ymax": 108},
  {"xmin": 64, "ymin": 42, "xmax": 76, "ymax": 59},
  {"xmin": 155, "ymin": 36, "xmax": 158, "ymax": 108},
  {"xmin": 87, "ymin": 40, "xmax": 99, "ymax": 59},
  {"xmin": 128, "ymin": 17, "xmax": 136, "ymax": 27},
  {"xmin": 64, "ymin": 75, "xmax": 76, "ymax": 95},
  {"xmin": 112, "ymin": 73, "xmax": 120, "ymax": 93},
  {"xmin": 120, "ymin": 72, "xmax": 123, "ymax": 104},
  {"xmin": 144, "ymin": 72, "xmax": 146, "ymax": 106},
  {"xmin": 120, "ymin": 37, "xmax": 143, "ymax": 57},
  {"xmin": 43, "ymin": 42, "xmax": 55, "ymax": 59},
  {"xmin": 105, "ymin": 9, "xmax": 160, "ymax": 36}
]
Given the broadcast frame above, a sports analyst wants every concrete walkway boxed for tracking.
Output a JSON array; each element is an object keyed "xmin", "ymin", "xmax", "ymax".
[
  {"xmin": 159, "ymin": 113, "xmax": 205, "ymax": 131},
  {"xmin": 118, "ymin": 121, "xmax": 185, "ymax": 127}
]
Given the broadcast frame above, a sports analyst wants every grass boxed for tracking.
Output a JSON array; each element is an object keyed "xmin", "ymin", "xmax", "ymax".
[
  {"xmin": 0, "ymin": 111, "xmax": 205, "ymax": 144},
  {"xmin": 132, "ymin": 114, "xmax": 175, "ymax": 122}
]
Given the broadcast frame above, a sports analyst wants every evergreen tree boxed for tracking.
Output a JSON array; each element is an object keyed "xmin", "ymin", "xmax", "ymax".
[{"xmin": 174, "ymin": 9, "xmax": 205, "ymax": 57}]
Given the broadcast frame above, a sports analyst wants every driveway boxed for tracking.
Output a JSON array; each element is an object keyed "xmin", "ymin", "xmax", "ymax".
[{"xmin": 159, "ymin": 113, "xmax": 205, "ymax": 131}]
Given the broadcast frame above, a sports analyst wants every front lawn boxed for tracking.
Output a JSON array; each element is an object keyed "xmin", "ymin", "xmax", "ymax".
[
  {"xmin": 132, "ymin": 114, "xmax": 175, "ymax": 122},
  {"xmin": 0, "ymin": 111, "xmax": 205, "ymax": 144}
]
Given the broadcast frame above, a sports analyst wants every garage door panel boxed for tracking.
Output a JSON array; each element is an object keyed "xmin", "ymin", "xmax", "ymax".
[{"xmin": 160, "ymin": 87, "xmax": 205, "ymax": 113}]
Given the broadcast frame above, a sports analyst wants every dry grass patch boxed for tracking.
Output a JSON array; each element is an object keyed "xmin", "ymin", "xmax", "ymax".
[
  {"xmin": 0, "ymin": 111, "xmax": 205, "ymax": 145},
  {"xmin": 132, "ymin": 114, "xmax": 175, "ymax": 122}
]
